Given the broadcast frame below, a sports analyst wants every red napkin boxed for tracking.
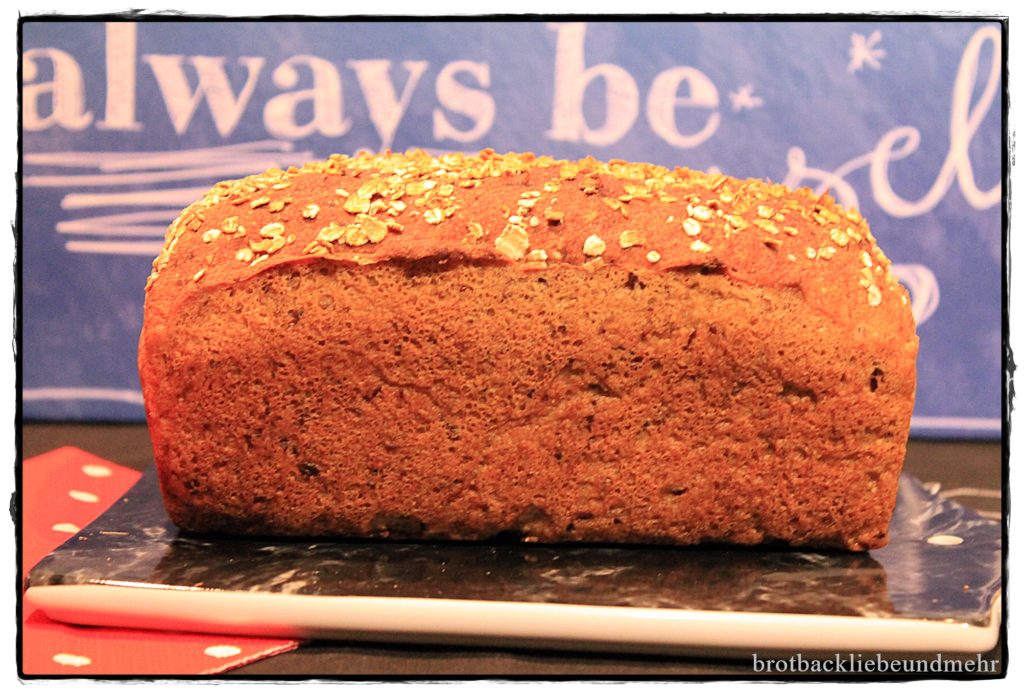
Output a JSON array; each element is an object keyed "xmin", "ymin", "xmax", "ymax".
[{"xmin": 21, "ymin": 446, "xmax": 300, "ymax": 675}]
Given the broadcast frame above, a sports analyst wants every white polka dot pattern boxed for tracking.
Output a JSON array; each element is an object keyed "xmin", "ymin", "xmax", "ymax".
[
  {"xmin": 52, "ymin": 653, "xmax": 92, "ymax": 667},
  {"xmin": 68, "ymin": 490, "xmax": 99, "ymax": 503},
  {"xmin": 81, "ymin": 464, "xmax": 113, "ymax": 478},
  {"xmin": 204, "ymin": 645, "xmax": 243, "ymax": 658},
  {"xmin": 51, "ymin": 522, "xmax": 81, "ymax": 534}
]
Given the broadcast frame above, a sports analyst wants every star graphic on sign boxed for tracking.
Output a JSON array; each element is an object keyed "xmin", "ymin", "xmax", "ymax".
[
  {"xmin": 729, "ymin": 84, "xmax": 764, "ymax": 112},
  {"xmin": 847, "ymin": 30, "xmax": 886, "ymax": 73}
]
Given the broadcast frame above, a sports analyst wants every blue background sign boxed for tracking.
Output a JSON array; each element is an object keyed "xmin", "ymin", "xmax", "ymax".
[{"xmin": 21, "ymin": 20, "xmax": 1003, "ymax": 437}]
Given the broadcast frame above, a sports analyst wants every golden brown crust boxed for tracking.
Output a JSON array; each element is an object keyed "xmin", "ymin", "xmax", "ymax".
[
  {"xmin": 143, "ymin": 150, "xmax": 915, "ymax": 337},
  {"xmin": 139, "ymin": 150, "xmax": 919, "ymax": 550}
]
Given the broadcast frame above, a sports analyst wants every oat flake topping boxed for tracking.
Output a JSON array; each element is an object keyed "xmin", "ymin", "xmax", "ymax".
[{"xmin": 147, "ymin": 149, "xmax": 906, "ymax": 319}]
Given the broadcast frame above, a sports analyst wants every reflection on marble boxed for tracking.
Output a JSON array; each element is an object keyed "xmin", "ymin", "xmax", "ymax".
[{"xmin": 27, "ymin": 470, "xmax": 1001, "ymax": 626}]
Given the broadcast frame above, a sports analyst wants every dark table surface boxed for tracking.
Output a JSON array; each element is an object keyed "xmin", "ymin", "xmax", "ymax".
[{"xmin": 21, "ymin": 423, "xmax": 1005, "ymax": 678}]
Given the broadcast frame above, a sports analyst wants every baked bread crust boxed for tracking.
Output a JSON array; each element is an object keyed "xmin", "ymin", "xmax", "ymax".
[{"xmin": 139, "ymin": 150, "xmax": 918, "ymax": 550}]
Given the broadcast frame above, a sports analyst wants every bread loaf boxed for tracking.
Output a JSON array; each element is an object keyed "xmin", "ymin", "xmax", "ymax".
[{"xmin": 139, "ymin": 149, "xmax": 918, "ymax": 550}]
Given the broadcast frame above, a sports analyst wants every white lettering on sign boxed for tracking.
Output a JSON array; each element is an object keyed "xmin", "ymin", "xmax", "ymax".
[
  {"xmin": 545, "ymin": 22, "xmax": 720, "ymax": 149},
  {"xmin": 21, "ymin": 18, "xmax": 997, "ymax": 225},
  {"xmin": 869, "ymin": 26, "xmax": 1001, "ymax": 217},
  {"xmin": 25, "ymin": 23, "xmax": 497, "ymax": 145},
  {"xmin": 434, "ymin": 61, "xmax": 495, "ymax": 143},
  {"xmin": 347, "ymin": 60, "xmax": 429, "ymax": 151},
  {"xmin": 264, "ymin": 55, "xmax": 352, "ymax": 139},
  {"xmin": 891, "ymin": 264, "xmax": 941, "ymax": 325},
  {"xmin": 97, "ymin": 22, "xmax": 141, "ymax": 132},
  {"xmin": 545, "ymin": 22, "xmax": 640, "ymax": 147},
  {"xmin": 783, "ymin": 26, "xmax": 1000, "ymax": 217},
  {"xmin": 22, "ymin": 47, "xmax": 94, "ymax": 131},
  {"xmin": 784, "ymin": 147, "xmax": 868, "ymax": 209},
  {"xmin": 143, "ymin": 54, "xmax": 265, "ymax": 137},
  {"xmin": 646, "ymin": 66, "xmax": 720, "ymax": 148}
]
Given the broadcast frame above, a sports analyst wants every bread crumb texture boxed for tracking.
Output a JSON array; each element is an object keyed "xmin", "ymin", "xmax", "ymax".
[{"xmin": 140, "ymin": 150, "xmax": 918, "ymax": 550}]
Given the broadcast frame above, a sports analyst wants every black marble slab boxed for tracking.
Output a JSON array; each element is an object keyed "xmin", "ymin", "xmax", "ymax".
[{"xmin": 27, "ymin": 469, "xmax": 1001, "ymax": 627}]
